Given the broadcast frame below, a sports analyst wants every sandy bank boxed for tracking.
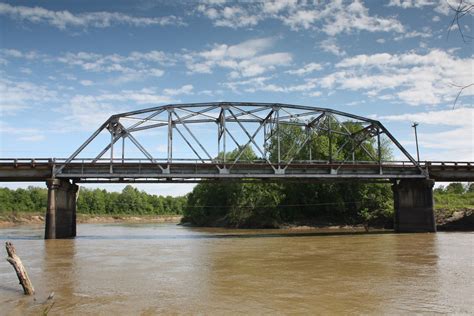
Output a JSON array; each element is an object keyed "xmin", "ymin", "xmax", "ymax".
[{"xmin": 0, "ymin": 213, "xmax": 182, "ymax": 227}]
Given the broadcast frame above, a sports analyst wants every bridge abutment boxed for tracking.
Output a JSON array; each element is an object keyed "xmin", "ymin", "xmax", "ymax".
[
  {"xmin": 392, "ymin": 179, "xmax": 436, "ymax": 233},
  {"xmin": 45, "ymin": 179, "xmax": 78, "ymax": 239}
]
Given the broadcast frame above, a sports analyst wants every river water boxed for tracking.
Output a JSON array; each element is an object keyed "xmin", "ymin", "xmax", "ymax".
[{"xmin": 0, "ymin": 224, "xmax": 472, "ymax": 315}]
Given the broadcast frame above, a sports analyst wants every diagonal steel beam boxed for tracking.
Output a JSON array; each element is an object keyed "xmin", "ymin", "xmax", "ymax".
[
  {"xmin": 173, "ymin": 124, "xmax": 204, "ymax": 162},
  {"xmin": 172, "ymin": 110, "xmax": 213, "ymax": 160},
  {"xmin": 224, "ymin": 106, "xmax": 269, "ymax": 121},
  {"xmin": 283, "ymin": 128, "xmax": 314, "ymax": 168},
  {"xmin": 228, "ymin": 109, "xmax": 275, "ymax": 169},
  {"xmin": 54, "ymin": 120, "xmax": 109, "ymax": 175}
]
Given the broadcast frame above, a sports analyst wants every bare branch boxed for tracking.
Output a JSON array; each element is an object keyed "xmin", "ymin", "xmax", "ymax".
[
  {"xmin": 450, "ymin": 83, "xmax": 474, "ymax": 109},
  {"xmin": 447, "ymin": 0, "xmax": 474, "ymax": 43}
]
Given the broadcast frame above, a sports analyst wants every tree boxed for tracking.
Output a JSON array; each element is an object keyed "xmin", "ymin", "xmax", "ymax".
[
  {"xmin": 445, "ymin": 182, "xmax": 465, "ymax": 194},
  {"xmin": 183, "ymin": 119, "xmax": 394, "ymax": 228}
]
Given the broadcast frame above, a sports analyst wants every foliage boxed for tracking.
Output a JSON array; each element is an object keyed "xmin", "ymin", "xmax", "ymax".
[
  {"xmin": 434, "ymin": 183, "xmax": 474, "ymax": 212},
  {"xmin": 0, "ymin": 186, "xmax": 186, "ymax": 215},
  {"xmin": 183, "ymin": 120, "xmax": 395, "ymax": 228}
]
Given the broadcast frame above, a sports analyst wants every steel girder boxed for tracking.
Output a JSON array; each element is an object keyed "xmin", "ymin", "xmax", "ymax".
[{"xmin": 54, "ymin": 102, "xmax": 425, "ymax": 180}]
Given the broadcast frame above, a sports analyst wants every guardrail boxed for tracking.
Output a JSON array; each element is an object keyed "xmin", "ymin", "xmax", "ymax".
[{"xmin": 0, "ymin": 158, "xmax": 472, "ymax": 166}]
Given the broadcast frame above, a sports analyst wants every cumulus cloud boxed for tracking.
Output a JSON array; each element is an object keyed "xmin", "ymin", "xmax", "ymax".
[
  {"xmin": 55, "ymin": 50, "xmax": 173, "ymax": 83},
  {"xmin": 320, "ymin": 38, "xmax": 346, "ymax": 56},
  {"xmin": 163, "ymin": 84, "xmax": 194, "ymax": 96},
  {"xmin": 0, "ymin": 78, "xmax": 58, "ymax": 114},
  {"xmin": 0, "ymin": 120, "xmax": 46, "ymax": 143},
  {"xmin": 197, "ymin": 0, "xmax": 405, "ymax": 35},
  {"xmin": 0, "ymin": 3, "xmax": 184, "ymax": 30},
  {"xmin": 59, "ymin": 88, "xmax": 176, "ymax": 131},
  {"xmin": 320, "ymin": 49, "xmax": 473, "ymax": 106},
  {"xmin": 286, "ymin": 62, "xmax": 323, "ymax": 76},
  {"xmin": 380, "ymin": 108, "xmax": 473, "ymax": 160},
  {"xmin": 184, "ymin": 37, "xmax": 292, "ymax": 78},
  {"xmin": 224, "ymin": 76, "xmax": 318, "ymax": 94},
  {"xmin": 388, "ymin": 0, "xmax": 436, "ymax": 8}
]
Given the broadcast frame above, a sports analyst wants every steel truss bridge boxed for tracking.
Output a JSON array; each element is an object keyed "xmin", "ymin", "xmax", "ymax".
[
  {"xmin": 1, "ymin": 102, "xmax": 472, "ymax": 183},
  {"xmin": 1, "ymin": 102, "xmax": 473, "ymax": 238}
]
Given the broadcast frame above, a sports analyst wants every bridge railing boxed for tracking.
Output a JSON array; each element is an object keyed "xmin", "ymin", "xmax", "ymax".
[
  {"xmin": 1, "ymin": 158, "xmax": 471, "ymax": 170},
  {"xmin": 4, "ymin": 157, "xmax": 469, "ymax": 166}
]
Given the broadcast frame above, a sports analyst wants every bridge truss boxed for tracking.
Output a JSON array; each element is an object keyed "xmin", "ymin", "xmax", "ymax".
[{"xmin": 54, "ymin": 102, "xmax": 426, "ymax": 182}]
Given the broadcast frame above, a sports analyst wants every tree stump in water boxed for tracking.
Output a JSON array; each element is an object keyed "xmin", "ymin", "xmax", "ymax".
[{"xmin": 5, "ymin": 241, "xmax": 35, "ymax": 295}]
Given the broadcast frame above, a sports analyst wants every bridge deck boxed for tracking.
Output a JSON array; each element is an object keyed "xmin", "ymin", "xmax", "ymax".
[{"xmin": 0, "ymin": 159, "xmax": 472, "ymax": 182}]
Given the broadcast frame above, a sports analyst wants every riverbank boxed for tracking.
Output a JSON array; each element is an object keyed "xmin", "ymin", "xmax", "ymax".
[
  {"xmin": 0, "ymin": 212, "xmax": 183, "ymax": 227},
  {"xmin": 436, "ymin": 208, "xmax": 473, "ymax": 231},
  {"xmin": 1, "ymin": 208, "xmax": 472, "ymax": 231}
]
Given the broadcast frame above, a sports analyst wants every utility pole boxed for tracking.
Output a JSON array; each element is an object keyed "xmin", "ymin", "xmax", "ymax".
[{"xmin": 412, "ymin": 122, "xmax": 420, "ymax": 163}]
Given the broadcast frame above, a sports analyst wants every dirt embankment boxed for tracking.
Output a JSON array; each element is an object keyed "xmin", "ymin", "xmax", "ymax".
[
  {"xmin": 0, "ymin": 213, "xmax": 182, "ymax": 227},
  {"xmin": 436, "ymin": 209, "xmax": 474, "ymax": 231}
]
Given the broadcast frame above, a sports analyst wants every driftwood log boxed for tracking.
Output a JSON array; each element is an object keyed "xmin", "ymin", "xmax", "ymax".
[{"xmin": 5, "ymin": 241, "xmax": 35, "ymax": 295}]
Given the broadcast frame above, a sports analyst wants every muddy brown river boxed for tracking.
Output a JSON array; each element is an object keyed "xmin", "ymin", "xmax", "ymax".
[{"xmin": 0, "ymin": 224, "xmax": 473, "ymax": 315}]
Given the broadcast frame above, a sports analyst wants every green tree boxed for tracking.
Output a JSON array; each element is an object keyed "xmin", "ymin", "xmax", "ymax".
[{"xmin": 445, "ymin": 183, "xmax": 465, "ymax": 195}]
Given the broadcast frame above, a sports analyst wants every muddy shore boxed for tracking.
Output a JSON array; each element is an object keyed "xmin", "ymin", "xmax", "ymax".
[
  {"xmin": 0, "ymin": 213, "xmax": 183, "ymax": 227},
  {"xmin": 1, "ymin": 209, "xmax": 472, "ymax": 231}
]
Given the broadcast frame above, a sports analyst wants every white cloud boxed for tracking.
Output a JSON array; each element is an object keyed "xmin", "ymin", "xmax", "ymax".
[
  {"xmin": 0, "ymin": 78, "xmax": 58, "ymax": 113},
  {"xmin": 184, "ymin": 37, "xmax": 292, "ymax": 78},
  {"xmin": 163, "ymin": 84, "xmax": 194, "ymax": 96},
  {"xmin": 308, "ymin": 91, "xmax": 322, "ymax": 97},
  {"xmin": 0, "ymin": 120, "xmax": 45, "ymax": 143},
  {"xmin": 321, "ymin": 49, "xmax": 473, "ymax": 106},
  {"xmin": 79, "ymin": 80, "xmax": 93, "ymax": 86},
  {"xmin": 58, "ymin": 88, "xmax": 176, "ymax": 131},
  {"xmin": 197, "ymin": 4, "xmax": 261, "ymax": 28},
  {"xmin": 286, "ymin": 62, "xmax": 323, "ymax": 76},
  {"xmin": 56, "ymin": 50, "xmax": 171, "ymax": 82},
  {"xmin": 320, "ymin": 38, "xmax": 346, "ymax": 56},
  {"xmin": 197, "ymin": 1, "xmax": 405, "ymax": 35},
  {"xmin": 394, "ymin": 28, "xmax": 433, "ymax": 40},
  {"xmin": 0, "ymin": 104, "xmax": 30, "ymax": 115},
  {"xmin": 388, "ymin": 0, "xmax": 463, "ymax": 16},
  {"xmin": 19, "ymin": 67, "xmax": 32, "ymax": 75},
  {"xmin": 319, "ymin": 1, "xmax": 405, "ymax": 35},
  {"xmin": 380, "ymin": 108, "xmax": 473, "ymax": 160},
  {"xmin": 18, "ymin": 135, "xmax": 46, "ymax": 142},
  {"xmin": 224, "ymin": 76, "xmax": 318, "ymax": 94},
  {"xmin": 0, "ymin": 48, "xmax": 40, "ymax": 60},
  {"xmin": 388, "ymin": 0, "xmax": 436, "ymax": 8},
  {"xmin": 0, "ymin": 3, "xmax": 184, "ymax": 30},
  {"xmin": 380, "ymin": 107, "xmax": 473, "ymax": 126}
]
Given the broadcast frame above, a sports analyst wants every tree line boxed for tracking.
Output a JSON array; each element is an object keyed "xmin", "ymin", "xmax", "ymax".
[
  {"xmin": 0, "ymin": 185, "xmax": 186, "ymax": 215},
  {"xmin": 183, "ymin": 120, "xmax": 395, "ymax": 228}
]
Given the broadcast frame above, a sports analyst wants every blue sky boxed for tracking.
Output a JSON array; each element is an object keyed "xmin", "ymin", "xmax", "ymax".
[{"xmin": 0, "ymin": 0, "xmax": 472, "ymax": 196}]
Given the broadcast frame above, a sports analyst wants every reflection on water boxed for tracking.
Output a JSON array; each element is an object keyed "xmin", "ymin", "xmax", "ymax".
[{"xmin": 0, "ymin": 224, "xmax": 473, "ymax": 314}]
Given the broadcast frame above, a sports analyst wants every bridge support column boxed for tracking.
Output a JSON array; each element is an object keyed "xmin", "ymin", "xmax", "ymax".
[
  {"xmin": 45, "ymin": 179, "xmax": 78, "ymax": 239},
  {"xmin": 392, "ymin": 179, "xmax": 436, "ymax": 233}
]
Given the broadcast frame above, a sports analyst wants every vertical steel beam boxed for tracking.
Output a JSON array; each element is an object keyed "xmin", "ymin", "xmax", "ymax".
[
  {"xmin": 121, "ymin": 137, "xmax": 125, "ymax": 164},
  {"xmin": 168, "ymin": 110, "xmax": 173, "ymax": 164},
  {"xmin": 377, "ymin": 127, "xmax": 382, "ymax": 174},
  {"xmin": 328, "ymin": 116, "xmax": 333, "ymax": 163},
  {"xmin": 263, "ymin": 122, "xmax": 267, "ymax": 158},
  {"xmin": 351, "ymin": 136, "xmax": 355, "ymax": 163},
  {"xmin": 222, "ymin": 107, "xmax": 226, "ymax": 163},
  {"xmin": 276, "ymin": 108, "xmax": 281, "ymax": 165},
  {"xmin": 109, "ymin": 126, "xmax": 114, "ymax": 174}
]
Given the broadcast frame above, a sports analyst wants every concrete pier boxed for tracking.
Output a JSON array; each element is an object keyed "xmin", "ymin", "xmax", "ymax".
[
  {"xmin": 393, "ymin": 179, "xmax": 436, "ymax": 233},
  {"xmin": 45, "ymin": 179, "xmax": 78, "ymax": 239}
]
